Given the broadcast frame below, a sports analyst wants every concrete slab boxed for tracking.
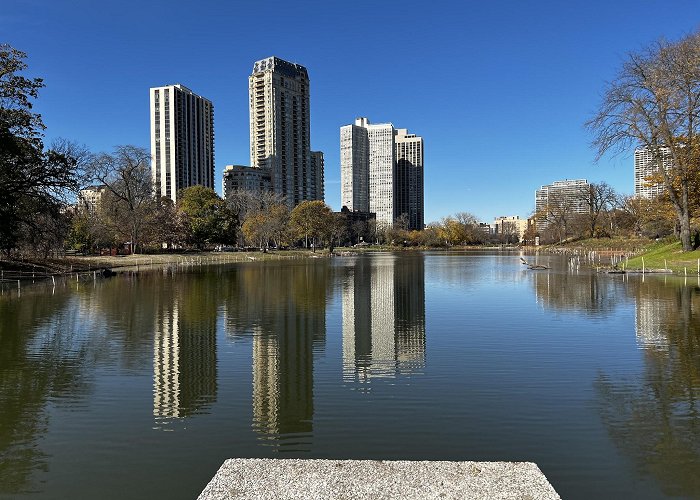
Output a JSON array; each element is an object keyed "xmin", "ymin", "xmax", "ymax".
[{"xmin": 197, "ymin": 459, "xmax": 560, "ymax": 500}]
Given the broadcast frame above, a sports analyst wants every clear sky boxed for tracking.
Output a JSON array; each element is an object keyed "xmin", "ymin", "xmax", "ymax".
[{"xmin": 2, "ymin": 1, "xmax": 698, "ymax": 223}]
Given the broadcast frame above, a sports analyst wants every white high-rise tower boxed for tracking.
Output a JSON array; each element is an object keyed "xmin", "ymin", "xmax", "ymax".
[
  {"xmin": 149, "ymin": 84, "xmax": 214, "ymax": 203},
  {"xmin": 340, "ymin": 118, "xmax": 424, "ymax": 229}
]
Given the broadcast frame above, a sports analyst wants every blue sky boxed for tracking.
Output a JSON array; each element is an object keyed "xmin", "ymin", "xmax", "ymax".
[{"xmin": 2, "ymin": 1, "xmax": 698, "ymax": 223}]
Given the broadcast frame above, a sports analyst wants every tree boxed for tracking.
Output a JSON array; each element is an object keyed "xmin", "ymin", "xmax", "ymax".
[
  {"xmin": 241, "ymin": 203, "xmax": 289, "ymax": 250},
  {"xmin": 324, "ymin": 213, "xmax": 348, "ymax": 253},
  {"xmin": 225, "ymin": 188, "xmax": 285, "ymax": 247},
  {"xmin": 289, "ymin": 200, "xmax": 333, "ymax": 251},
  {"xmin": 88, "ymin": 145, "xmax": 156, "ymax": 254},
  {"xmin": 178, "ymin": 185, "xmax": 232, "ymax": 249},
  {"xmin": 0, "ymin": 45, "xmax": 83, "ymax": 256},
  {"xmin": 576, "ymin": 182, "xmax": 618, "ymax": 238},
  {"xmin": 537, "ymin": 191, "xmax": 578, "ymax": 243},
  {"xmin": 587, "ymin": 31, "xmax": 700, "ymax": 250}
]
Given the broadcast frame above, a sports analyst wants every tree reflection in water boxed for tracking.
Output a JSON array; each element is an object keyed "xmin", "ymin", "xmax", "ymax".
[
  {"xmin": 0, "ymin": 287, "xmax": 92, "ymax": 495},
  {"xmin": 595, "ymin": 281, "xmax": 700, "ymax": 497}
]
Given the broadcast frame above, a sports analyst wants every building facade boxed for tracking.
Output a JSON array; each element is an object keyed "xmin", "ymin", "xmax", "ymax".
[
  {"xmin": 340, "ymin": 118, "xmax": 370, "ymax": 212},
  {"xmin": 310, "ymin": 151, "xmax": 325, "ymax": 202},
  {"xmin": 222, "ymin": 165, "xmax": 272, "ymax": 199},
  {"xmin": 150, "ymin": 84, "xmax": 215, "ymax": 204},
  {"xmin": 394, "ymin": 129, "xmax": 424, "ymax": 231},
  {"xmin": 634, "ymin": 146, "xmax": 671, "ymax": 199},
  {"xmin": 340, "ymin": 117, "xmax": 424, "ymax": 230},
  {"xmin": 492, "ymin": 216, "xmax": 528, "ymax": 241},
  {"xmin": 78, "ymin": 185, "xmax": 108, "ymax": 213},
  {"xmin": 535, "ymin": 179, "xmax": 590, "ymax": 231},
  {"xmin": 249, "ymin": 57, "xmax": 322, "ymax": 207}
]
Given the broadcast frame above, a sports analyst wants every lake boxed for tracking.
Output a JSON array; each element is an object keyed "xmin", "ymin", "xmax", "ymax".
[{"xmin": 0, "ymin": 252, "xmax": 698, "ymax": 499}]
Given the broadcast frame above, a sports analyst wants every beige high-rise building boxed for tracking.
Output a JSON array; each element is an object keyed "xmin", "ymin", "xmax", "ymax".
[
  {"xmin": 150, "ymin": 84, "xmax": 214, "ymax": 204},
  {"xmin": 249, "ymin": 57, "xmax": 322, "ymax": 207}
]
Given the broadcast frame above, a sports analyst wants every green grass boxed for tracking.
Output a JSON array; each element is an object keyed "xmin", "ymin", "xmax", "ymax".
[
  {"xmin": 625, "ymin": 240, "xmax": 700, "ymax": 273},
  {"xmin": 545, "ymin": 236, "xmax": 651, "ymax": 252}
]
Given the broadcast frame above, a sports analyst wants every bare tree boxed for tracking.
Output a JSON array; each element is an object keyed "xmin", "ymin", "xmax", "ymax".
[
  {"xmin": 538, "ymin": 191, "xmax": 578, "ymax": 243},
  {"xmin": 587, "ymin": 30, "xmax": 700, "ymax": 250},
  {"xmin": 576, "ymin": 182, "xmax": 618, "ymax": 238},
  {"xmin": 226, "ymin": 188, "xmax": 285, "ymax": 247},
  {"xmin": 88, "ymin": 145, "xmax": 155, "ymax": 254}
]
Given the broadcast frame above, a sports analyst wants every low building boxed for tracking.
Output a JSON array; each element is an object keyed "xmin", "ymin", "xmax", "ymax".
[
  {"xmin": 492, "ymin": 216, "xmax": 528, "ymax": 241},
  {"xmin": 222, "ymin": 165, "xmax": 272, "ymax": 199},
  {"xmin": 78, "ymin": 185, "xmax": 108, "ymax": 213}
]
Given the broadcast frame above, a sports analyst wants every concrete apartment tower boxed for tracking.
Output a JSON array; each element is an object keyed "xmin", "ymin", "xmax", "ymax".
[
  {"xmin": 634, "ymin": 146, "xmax": 670, "ymax": 199},
  {"xmin": 249, "ymin": 57, "xmax": 322, "ymax": 207},
  {"xmin": 394, "ymin": 129, "xmax": 424, "ymax": 231},
  {"xmin": 340, "ymin": 118, "xmax": 371, "ymax": 212},
  {"xmin": 340, "ymin": 118, "xmax": 424, "ymax": 230},
  {"xmin": 535, "ymin": 179, "xmax": 590, "ymax": 230},
  {"xmin": 150, "ymin": 84, "xmax": 215, "ymax": 204}
]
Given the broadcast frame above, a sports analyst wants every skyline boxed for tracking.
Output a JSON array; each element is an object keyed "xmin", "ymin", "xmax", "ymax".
[{"xmin": 2, "ymin": 0, "xmax": 698, "ymax": 223}]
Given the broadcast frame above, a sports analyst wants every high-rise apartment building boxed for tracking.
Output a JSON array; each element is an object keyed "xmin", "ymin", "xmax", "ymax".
[
  {"xmin": 310, "ymin": 151, "xmax": 325, "ymax": 202},
  {"xmin": 535, "ymin": 179, "xmax": 590, "ymax": 230},
  {"xmin": 249, "ymin": 57, "xmax": 322, "ymax": 207},
  {"xmin": 634, "ymin": 146, "xmax": 671, "ymax": 199},
  {"xmin": 340, "ymin": 118, "xmax": 371, "ymax": 212},
  {"xmin": 394, "ymin": 129, "xmax": 424, "ymax": 231},
  {"xmin": 150, "ymin": 84, "xmax": 214, "ymax": 204},
  {"xmin": 340, "ymin": 118, "xmax": 424, "ymax": 230}
]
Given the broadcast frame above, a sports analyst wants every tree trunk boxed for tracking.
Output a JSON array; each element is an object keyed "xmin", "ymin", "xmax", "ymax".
[
  {"xmin": 675, "ymin": 187, "xmax": 692, "ymax": 251},
  {"xmin": 679, "ymin": 210, "xmax": 692, "ymax": 251}
]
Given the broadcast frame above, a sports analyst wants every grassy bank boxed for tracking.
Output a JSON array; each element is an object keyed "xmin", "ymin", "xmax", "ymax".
[{"xmin": 625, "ymin": 241, "xmax": 700, "ymax": 273}]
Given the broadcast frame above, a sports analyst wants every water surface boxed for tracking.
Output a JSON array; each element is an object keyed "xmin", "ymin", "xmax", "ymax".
[{"xmin": 1, "ymin": 252, "xmax": 698, "ymax": 499}]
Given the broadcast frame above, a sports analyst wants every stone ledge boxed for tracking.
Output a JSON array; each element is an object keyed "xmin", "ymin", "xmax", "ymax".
[{"xmin": 198, "ymin": 459, "xmax": 560, "ymax": 500}]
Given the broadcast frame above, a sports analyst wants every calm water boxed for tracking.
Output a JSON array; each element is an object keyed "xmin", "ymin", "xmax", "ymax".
[{"xmin": 1, "ymin": 252, "xmax": 699, "ymax": 499}]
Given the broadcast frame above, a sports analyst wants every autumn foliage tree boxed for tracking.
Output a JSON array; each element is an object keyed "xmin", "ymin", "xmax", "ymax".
[
  {"xmin": 289, "ymin": 200, "xmax": 333, "ymax": 251},
  {"xmin": 587, "ymin": 30, "xmax": 700, "ymax": 250}
]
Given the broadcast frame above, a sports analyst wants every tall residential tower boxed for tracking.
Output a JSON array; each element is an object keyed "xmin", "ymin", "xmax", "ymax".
[
  {"xmin": 634, "ymin": 146, "xmax": 671, "ymax": 199},
  {"xmin": 340, "ymin": 118, "xmax": 424, "ymax": 230},
  {"xmin": 150, "ymin": 84, "xmax": 214, "ymax": 203},
  {"xmin": 249, "ymin": 57, "xmax": 322, "ymax": 207}
]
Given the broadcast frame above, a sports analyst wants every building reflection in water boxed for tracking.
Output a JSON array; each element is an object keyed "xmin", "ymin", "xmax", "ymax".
[
  {"xmin": 153, "ymin": 276, "xmax": 218, "ymax": 424},
  {"xmin": 342, "ymin": 254, "xmax": 426, "ymax": 383},
  {"xmin": 634, "ymin": 294, "xmax": 673, "ymax": 350},
  {"xmin": 223, "ymin": 262, "xmax": 329, "ymax": 450}
]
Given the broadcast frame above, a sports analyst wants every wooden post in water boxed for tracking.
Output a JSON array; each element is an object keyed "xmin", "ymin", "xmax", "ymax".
[{"xmin": 642, "ymin": 257, "xmax": 645, "ymax": 274}]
